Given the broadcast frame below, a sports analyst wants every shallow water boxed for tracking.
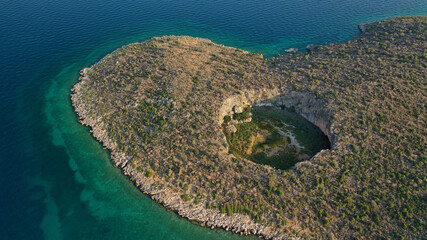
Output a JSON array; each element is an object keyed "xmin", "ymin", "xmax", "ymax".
[{"xmin": 0, "ymin": 0, "xmax": 426, "ymax": 239}]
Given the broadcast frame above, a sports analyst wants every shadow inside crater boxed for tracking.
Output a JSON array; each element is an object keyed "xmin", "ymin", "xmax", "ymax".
[{"xmin": 220, "ymin": 89, "xmax": 333, "ymax": 170}]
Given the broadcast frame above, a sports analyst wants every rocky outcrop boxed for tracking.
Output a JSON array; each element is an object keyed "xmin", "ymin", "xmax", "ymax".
[
  {"xmin": 285, "ymin": 48, "xmax": 298, "ymax": 53},
  {"xmin": 358, "ymin": 23, "xmax": 367, "ymax": 33},
  {"xmin": 306, "ymin": 44, "xmax": 316, "ymax": 52},
  {"xmin": 225, "ymin": 124, "xmax": 237, "ymax": 134},
  {"xmin": 233, "ymin": 105, "xmax": 243, "ymax": 113}
]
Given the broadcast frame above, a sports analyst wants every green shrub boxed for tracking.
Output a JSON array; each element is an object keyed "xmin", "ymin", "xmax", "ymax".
[
  {"xmin": 181, "ymin": 194, "xmax": 191, "ymax": 201},
  {"xmin": 233, "ymin": 107, "xmax": 252, "ymax": 121},
  {"xmin": 145, "ymin": 170, "xmax": 154, "ymax": 178},
  {"xmin": 223, "ymin": 115, "xmax": 231, "ymax": 123}
]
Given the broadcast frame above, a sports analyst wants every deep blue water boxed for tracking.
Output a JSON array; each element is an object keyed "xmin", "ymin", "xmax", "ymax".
[{"xmin": 0, "ymin": 0, "xmax": 425, "ymax": 239}]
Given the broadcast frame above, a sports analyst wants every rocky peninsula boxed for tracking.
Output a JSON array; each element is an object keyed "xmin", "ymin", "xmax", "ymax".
[{"xmin": 71, "ymin": 17, "xmax": 426, "ymax": 239}]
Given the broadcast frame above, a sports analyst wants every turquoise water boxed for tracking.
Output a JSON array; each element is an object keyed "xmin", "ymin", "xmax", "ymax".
[{"xmin": 0, "ymin": 0, "xmax": 426, "ymax": 239}]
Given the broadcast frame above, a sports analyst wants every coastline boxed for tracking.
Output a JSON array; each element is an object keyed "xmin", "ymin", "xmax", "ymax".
[
  {"xmin": 69, "ymin": 16, "xmax": 427, "ymax": 240},
  {"xmin": 71, "ymin": 68, "xmax": 286, "ymax": 240}
]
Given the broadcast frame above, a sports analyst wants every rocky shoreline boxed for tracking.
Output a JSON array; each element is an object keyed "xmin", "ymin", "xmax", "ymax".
[
  {"xmin": 71, "ymin": 68, "xmax": 289, "ymax": 240},
  {"xmin": 69, "ymin": 17, "xmax": 427, "ymax": 239}
]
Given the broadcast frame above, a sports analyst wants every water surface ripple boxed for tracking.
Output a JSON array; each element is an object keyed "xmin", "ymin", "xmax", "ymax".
[{"xmin": 0, "ymin": 0, "xmax": 425, "ymax": 239}]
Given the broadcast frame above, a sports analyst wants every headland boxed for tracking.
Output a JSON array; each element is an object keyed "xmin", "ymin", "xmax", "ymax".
[{"xmin": 71, "ymin": 17, "xmax": 426, "ymax": 239}]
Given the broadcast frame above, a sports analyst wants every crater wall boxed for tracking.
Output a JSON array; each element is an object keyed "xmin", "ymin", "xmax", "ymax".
[{"xmin": 218, "ymin": 88, "xmax": 336, "ymax": 149}]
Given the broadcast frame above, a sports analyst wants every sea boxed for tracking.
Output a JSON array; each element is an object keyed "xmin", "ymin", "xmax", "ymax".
[{"xmin": 0, "ymin": 0, "xmax": 425, "ymax": 239}]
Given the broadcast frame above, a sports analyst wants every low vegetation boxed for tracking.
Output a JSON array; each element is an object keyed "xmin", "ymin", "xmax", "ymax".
[
  {"xmin": 74, "ymin": 17, "xmax": 426, "ymax": 239},
  {"xmin": 224, "ymin": 106, "xmax": 330, "ymax": 170}
]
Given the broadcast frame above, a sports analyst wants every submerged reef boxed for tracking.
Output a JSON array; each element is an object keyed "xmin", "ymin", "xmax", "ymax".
[{"xmin": 72, "ymin": 17, "xmax": 426, "ymax": 239}]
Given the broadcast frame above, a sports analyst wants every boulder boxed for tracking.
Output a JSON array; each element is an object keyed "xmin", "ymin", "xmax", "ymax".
[
  {"xmin": 243, "ymin": 117, "xmax": 252, "ymax": 123},
  {"xmin": 284, "ymin": 48, "xmax": 298, "ymax": 53},
  {"xmin": 306, "ymin": 44, "xmax": 316, "ymax": 52},
  {"xmin": 233, "ymin": 105, "xmax": 243, "ymax": 113},
  {"xmin": 358, "ymin": 23, "xmax": 367, "ymax": 33},
  {"xmin": 225, "ymin": 124, "xmax": 237, "ymax": 134}
]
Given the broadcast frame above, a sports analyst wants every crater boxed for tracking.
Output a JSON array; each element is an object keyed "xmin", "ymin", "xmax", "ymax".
[
  {"xmin": 219, "ymin": 89, "xmax": 334, "ymax": 169},
  {"xmin": 71, "ymin": 18, "xmax": 427, "ymax": 239}
]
